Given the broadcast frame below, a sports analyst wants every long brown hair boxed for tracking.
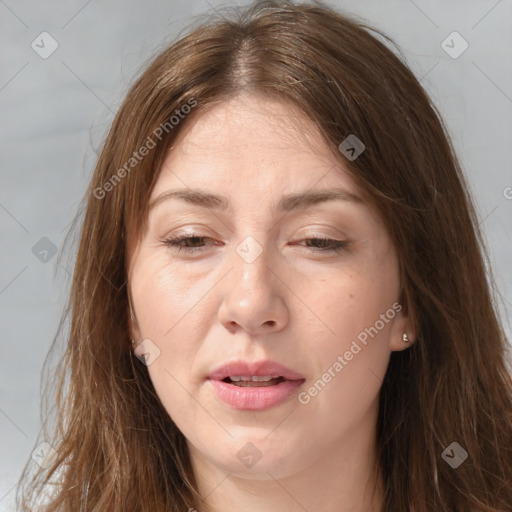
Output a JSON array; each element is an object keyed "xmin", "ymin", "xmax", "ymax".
[{"xmin": 17, "ymin": 1, "xmax": 512, "ymax": 510}]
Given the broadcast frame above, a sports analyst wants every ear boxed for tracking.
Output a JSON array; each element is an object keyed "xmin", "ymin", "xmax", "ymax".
[{"xmin": 388, "ymin": 300, "xmax": 418, "ymax": 352}]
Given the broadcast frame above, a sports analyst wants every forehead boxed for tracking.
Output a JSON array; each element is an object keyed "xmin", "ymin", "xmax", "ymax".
[
  {"xmin": 173, "ymin": 94, "xmax": 323, "ymax": 154},
  {"xmin": 150, "ymin": 94, "xmax": 363, "ymax": 205}
]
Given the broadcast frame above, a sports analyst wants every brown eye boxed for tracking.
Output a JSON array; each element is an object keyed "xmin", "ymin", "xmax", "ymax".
[
  {"xmin": 161, "ymin": 234, "xmax": 215, "ymax": 253},
  {"xmin": 298, "ymin": 237, "xmax": 349, "ymax": 253}
]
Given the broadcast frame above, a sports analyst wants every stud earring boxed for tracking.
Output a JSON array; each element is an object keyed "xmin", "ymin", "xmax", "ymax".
[{"xmin": 402, "ymin": 332, "xmax": 410, "ymax": 343}]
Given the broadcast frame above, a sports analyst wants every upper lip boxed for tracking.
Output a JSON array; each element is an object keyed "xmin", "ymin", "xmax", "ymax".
[{"xmin": 207, "ymin": 360, "xmax": 305, "ymax": 381}]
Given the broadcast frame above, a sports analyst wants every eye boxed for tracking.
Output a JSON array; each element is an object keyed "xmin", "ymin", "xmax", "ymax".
[
  {"xmin": 296, "ymin": 237, "xmax": 349, "ymax": 253},
  {"xmin": 161, "ymin": 234, "xmax": 349, "ymax": 254},
  {"xmin": 161, "ymin": 233, "xmax": 215, "ymax": 253}
]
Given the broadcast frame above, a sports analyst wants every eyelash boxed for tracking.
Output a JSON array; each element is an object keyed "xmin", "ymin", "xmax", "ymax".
[{"xmin": 161, "ymin": 234, "xmax": 349, "ymax": 254}]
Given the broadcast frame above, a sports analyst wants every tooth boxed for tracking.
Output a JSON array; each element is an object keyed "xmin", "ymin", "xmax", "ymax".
[
  {"xmin": 228, "ymin": 375, "xmax": 277, "ymax": 382},
  {"xmin": 251, "ymin": 376, "xmax": 273, "ymax": 382}
]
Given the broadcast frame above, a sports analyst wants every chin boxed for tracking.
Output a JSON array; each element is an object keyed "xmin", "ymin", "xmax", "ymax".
[
  {"xmin": 204, "ymin": 437, "xmax": 306, "ymax": 480},
  {"xmin": 217, "ymin": 454, "xmax": 298, "ymax": 480},
  {"xmin": 185, "ymin": 420, "xmax": 313, "ymax": 478}
]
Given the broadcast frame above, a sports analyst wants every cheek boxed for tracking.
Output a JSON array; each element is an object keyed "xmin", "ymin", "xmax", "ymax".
[
  {"xmin": 299, "ymin": 286, "xmax": 394, "ymax": 435},
  {"xmin": 131, "ymin": 252, "xmax": 195, "ymax": 336},
  {"xmin": 306, "ymin": 261, "xmax": 399, "ymax": 399},
  {"xmin": 314, "ymin": 264, "xmax": 399, "ymax": 345},
  {"xmin": 130, "ymin": 260, "xmax": 202, "ymax": 423},
  {"xmin": 130, "ymin": 256, "xmax": 203, "ymax": 404}
]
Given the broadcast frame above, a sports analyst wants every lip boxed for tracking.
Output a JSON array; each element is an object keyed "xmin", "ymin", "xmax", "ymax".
[
  {"xmin": 207, "ymin": 360, "xmax": 305, "ymax": 411},
  {"xmin": 207, "ymin": 360, "xmax": 305, "ymax": 381}
]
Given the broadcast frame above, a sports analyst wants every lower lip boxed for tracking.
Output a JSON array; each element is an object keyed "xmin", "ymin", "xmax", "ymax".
[{"xmin": 208, "ymin": 379, "xmax": 305, "ymax": 411}]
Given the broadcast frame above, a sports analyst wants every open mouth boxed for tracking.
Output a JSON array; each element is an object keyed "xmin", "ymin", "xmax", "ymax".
[
  {"xmin": 207, "ymin": 360, "xmax": 305, "ymax": 410},
  {"xmin": 210, "ymin": 376, "xmax": 305, "ymax": 410},
  {"xmin": 222, "ymin": 376, "xmax": 287, "ymax": 387}
]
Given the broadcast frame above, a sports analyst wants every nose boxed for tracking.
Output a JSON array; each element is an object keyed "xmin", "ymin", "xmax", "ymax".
[{"xmin": 217, "ymin": 237, "xmax": 289, "ymax": 335}]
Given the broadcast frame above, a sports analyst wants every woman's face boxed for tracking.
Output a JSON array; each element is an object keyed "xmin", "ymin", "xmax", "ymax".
[{"xmin": 126, "ymin": 94, "xmax": 413, "ymax": 481}]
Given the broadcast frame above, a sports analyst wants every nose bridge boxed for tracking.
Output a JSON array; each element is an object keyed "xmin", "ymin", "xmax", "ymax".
[
  {"xmin": 218, "ymin": 232, "xmax": 287, "ymax": 334},
  {"xmin": 231, "ymin": 233, "xmax": 273, "ymax": 290}
]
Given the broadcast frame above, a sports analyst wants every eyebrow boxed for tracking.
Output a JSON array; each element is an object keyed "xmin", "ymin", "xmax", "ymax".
[{"xmin": 148, "ymin": 187, "xmax": 363, "ymax": 214}]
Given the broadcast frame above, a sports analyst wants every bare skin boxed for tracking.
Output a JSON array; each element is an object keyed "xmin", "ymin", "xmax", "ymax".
[{"xmin": 126, "ymin": 94, "xmax": 416, "ymax": 512}]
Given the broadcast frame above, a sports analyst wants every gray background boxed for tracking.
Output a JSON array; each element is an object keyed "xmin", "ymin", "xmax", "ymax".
[{"xmin": 1, "ymin": 0, "xmax": 511, "ymax": 509}]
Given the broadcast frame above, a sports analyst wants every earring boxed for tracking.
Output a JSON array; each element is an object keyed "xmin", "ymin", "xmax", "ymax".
[{"xmin": 402, "ymin": 332, "xmax": 410, "ymax": 343}]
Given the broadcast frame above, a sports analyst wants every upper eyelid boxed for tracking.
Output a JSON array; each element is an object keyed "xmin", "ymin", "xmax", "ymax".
[
  {"xmin": 161, "ymin": 234, "xmax": 349, "ymax": 248},
  {"xmin": 164, "ymin": 229, "xmax": 347, "ymax": 241}
]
